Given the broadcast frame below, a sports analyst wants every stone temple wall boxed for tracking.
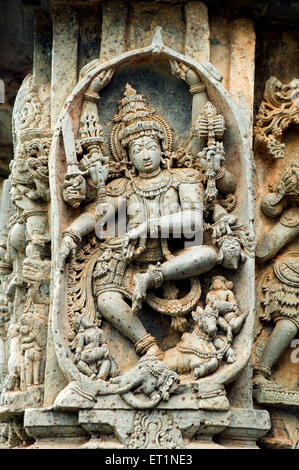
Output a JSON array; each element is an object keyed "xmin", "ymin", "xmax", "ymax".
[{"xmin": 0, "ymin": 0, "xmax": 298, "ymax": 449}]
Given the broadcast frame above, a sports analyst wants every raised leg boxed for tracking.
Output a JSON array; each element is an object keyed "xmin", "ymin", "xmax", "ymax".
[
  {"xmin": 132, "ymin": 246, "xmax": 218, "ymax": 313},
  {"xmin": 254, "ymin": 319, "xmax": 298, "ymax": 387},
  {"xmin": 161, "ymin": 245, "xmax": 218, "ymax": 280}
]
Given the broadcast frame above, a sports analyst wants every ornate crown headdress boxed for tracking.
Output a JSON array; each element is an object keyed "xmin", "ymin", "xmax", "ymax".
[
  {"xmin": 210, "ymin": 275, "xmax": 228, "ymax": 284},
  {"xmin": 216, "ymin": 231, "xmax": 255, "ymax": 258},
  {"xmin": 9, "ymin": 159, "xmax": 34, "ymax": 187},
  {"xmin": 110, "ymin": 84, "xmax": 173, "ymax": 164}
]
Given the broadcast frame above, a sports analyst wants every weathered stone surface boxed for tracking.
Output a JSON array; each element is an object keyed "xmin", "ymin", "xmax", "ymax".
[
  {"xmin": 100, "ymin": 0, "xmax": 127, "ymax": 62},
  {"xmin": 78, "ymin": 7, "xmax": 102, "ymax": 73},
  {"xmin": 24, "ymin": 407, "xmax": 88, "ymax": 448},
  {"xmin": 184, "ymin": 1, "xmax": 210, "ymax": 63},
  {"xmin": 127, "ymin": 2, "xmax": 185, "ymax": 53},
  {"xmin": 24, "ymin": 408, "xmax": 88, "ymax": 438},
  {"xmin": 51, "ymin": 7, "xmax": 78, "ymax": 127},
  {"xmin": 0, "ymin": 0, "xmax": 298, "ymax": 451},
  {"xmin": 78, "ymin": 407, "xmax": 230, "ymax": 447},
  {"xmin": 217, "ymin": 407, "xmax": 271, "ymax": 447},
  {"xmin": 209, "ymin": 16, "xmax": 231, "ymax": 91},
  {"xmin": 229, "ymin": 19, "xmax": 256, "ymax": 140},
  {"xmin": 258, "ymin": 408, "xmax": 299, "ymax": 449}
]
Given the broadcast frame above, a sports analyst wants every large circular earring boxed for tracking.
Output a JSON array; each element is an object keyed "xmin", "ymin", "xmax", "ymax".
[
  {"xmin": 124, "ymin": 160, "xmax": 137, "ymax": 179},
  {"xmin": 161, "ymin": 150, "xmax": 174, "ymax": 170}
]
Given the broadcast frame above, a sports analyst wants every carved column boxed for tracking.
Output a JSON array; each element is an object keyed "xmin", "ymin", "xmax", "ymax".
[
  {"xmin": 44, "ymin": 5, "xmax": 80, "ymax": 406},
  {"xmin": 100, "ymin": 0, "xmax": 127, "ymax": 62},
  {"xmin": 184, "ymin": 1, "xmax": 210, "ymax": 64},
  {"xmin": 209, "ymin": 16, "xmax": 231, "ymax": 91},
  {"xmin": 51, "ymin": 7, "xmax": 78, "ymax": 127},
  {"xmin": 229, "ymin": 19, "xmax": 256, "ymax": 143}
]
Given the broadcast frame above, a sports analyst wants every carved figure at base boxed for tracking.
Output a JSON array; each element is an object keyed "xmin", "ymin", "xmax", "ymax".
[
  {"xmin": 254, "ymin": 258, "xmax": 299, "ymax": 389},
  {"xmin": 72, "ymin": 315, "xmax": 119, "ymax": 381},
  {"xmin": 3, "ymin": 324, "xmax": 22, "ymax": 392},
  {"xmin": 109, "ymin": 355, "xmax": 180, "ymax": 408},
  {"xmin": 20, "ymin": 325, "xmax": 43, "ymax": 387},
  {"xmin": 206, "ymin": 275, "xmax": 247, "ymax": 340},
  {"xmin": 163, "ymin": 305, "xmax": 220, "ymax": 378},
  {"xmin": 163, "ymin": 301, "xmax": 236, "ymax": 379}
]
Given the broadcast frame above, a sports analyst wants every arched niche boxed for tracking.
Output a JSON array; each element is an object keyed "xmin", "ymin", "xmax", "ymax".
[{"xmin": 49, "ymin": 30, "xmax": 255, "ymax": 394}]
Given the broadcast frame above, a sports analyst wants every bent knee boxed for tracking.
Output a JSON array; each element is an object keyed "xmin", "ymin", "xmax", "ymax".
[{"xmin": 97, "ymin": 291, "xmax": 123, "ymax": 307}]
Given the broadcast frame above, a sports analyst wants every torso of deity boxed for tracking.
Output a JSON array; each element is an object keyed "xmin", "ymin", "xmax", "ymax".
[{"xmin": 89, "ymin": 163, "xmax": 204, "ymax": 262}]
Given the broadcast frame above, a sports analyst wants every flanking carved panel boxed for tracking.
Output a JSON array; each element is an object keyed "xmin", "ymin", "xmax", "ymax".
[
  {"xmin": 254, "ymin": 77, "xmax": 299, "ymax": 450},
  {"xmin": 0, "ymin": 74, "xmax": 51, "ymax": 435}
]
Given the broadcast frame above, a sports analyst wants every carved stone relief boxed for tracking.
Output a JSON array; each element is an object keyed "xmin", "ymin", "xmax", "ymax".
[
  {"xmin": 0, "ymin": 72, "xmax": 51, "ymax": 423},
  {"xmin": 40, "ymin": 28, "xmax": 262, "ymax": 449},
  {"xmin": 254, "ymin": 76, "xmax": 299, "ymax": 160},
  {"xmin": 254, "ymin": 77, "xmax": 299, "ymax": 449},
  {"xmin": 127, "ymin": 410, "xmax": 184, "ymax": 449},
  {"xmin": 2, "ymin": 1, "xmax": 291, "ymax": 449}
]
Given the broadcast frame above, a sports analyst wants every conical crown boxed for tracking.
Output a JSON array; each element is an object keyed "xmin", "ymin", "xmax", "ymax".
[{"xmin": 110, "ymin": 84, "xmax": 172, "ymax": 162}]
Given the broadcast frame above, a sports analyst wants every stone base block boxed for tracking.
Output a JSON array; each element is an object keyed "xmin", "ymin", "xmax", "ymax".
[
  {"xmin": 22, "ymin": 405, "xmax": 271, "ymax": 449},
  {"xmin": 253, "ymin": 386, "xmax": 299, "ymax": 409},
  {"xmin": 24, "ymin": 408, "xmax": 89, "ymax": 444},
  {"xmin": 216, "ymin": 407, "xmax": 271, "ymax": 448},
  {"xmin": 27, "ymin": 437, "xmax": 89, "ymax": 449},
  {"xmin": 79, "ymin": 408, "xmax": 230, "ymax": 449},
  {"xmin": 0, "ymin": 385, "xmax": 44, "ymax": 414}
]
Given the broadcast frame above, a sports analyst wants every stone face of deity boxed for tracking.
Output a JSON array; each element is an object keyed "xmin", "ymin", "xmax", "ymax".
[
  {"xmin": 128, "ymin": 136, "xmax": 162, "ymax": 175},
  {"xmin": 220, "ymin": 237, "xmax": 242, "ymax": 270},
  {"xmin": 62, "ymin": 174, "xmax": 87, "ymax": 208}
]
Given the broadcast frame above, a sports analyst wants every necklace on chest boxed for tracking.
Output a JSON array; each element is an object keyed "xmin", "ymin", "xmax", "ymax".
[{"xmin": 132, "ymin": 172, "xmax": 173, "ymax": 199}]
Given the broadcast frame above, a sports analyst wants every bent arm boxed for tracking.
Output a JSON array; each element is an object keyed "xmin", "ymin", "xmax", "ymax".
[
  {"xmin": 206, "ymin": 292, "xmax": 217, "ymax": 305},
  {"xmin": 155, "ymin": 210, "xmax": 203, "ymax": 237},
  {"xmin": 75, "ymin": 334, "xmax": 84, "ymax": 354},
  {"xmin": 156, "ymin": 181, "xmax": 203, "ymax": 236},
  {"xmin": 256, "ymin": 222, "xmax": 299, "ymax": 263},
  {"xmin": 66, "ymin": 212, "xmax": 97, "ymax": 238},
  {"xmin": 65, "ymin": 194, "xmax": 121, "ymax": 238}
]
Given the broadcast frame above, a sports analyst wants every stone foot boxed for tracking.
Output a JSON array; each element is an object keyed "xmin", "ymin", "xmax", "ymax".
[
  {"xmin": 145, "ymin": 343, "xmax": 165, "ymax": 360},
  {"xmin": 226, "ymin": 348, "xmax": 236, "ymax": 364},
  {"xmin": 231, "ymin": 316, "xmax": 245, "ymax": 334},
  {"xmin": 253, "ymin": 373, "xmax": 283, "ymax": 389}
]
